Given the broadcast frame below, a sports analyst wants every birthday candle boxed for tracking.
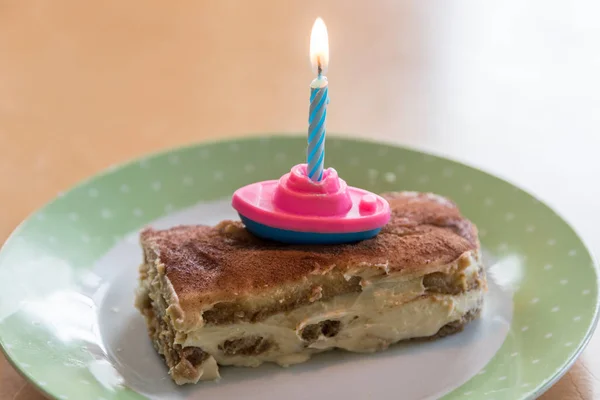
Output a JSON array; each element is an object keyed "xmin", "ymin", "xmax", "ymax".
[{"xmin": 307, "ymin": 18, "xmax": 330, "ymax": 182}]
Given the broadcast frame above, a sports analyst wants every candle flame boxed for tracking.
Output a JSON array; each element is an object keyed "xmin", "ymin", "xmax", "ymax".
[{"xmin": 310, "ymin": 17, "xmax": 329, "ymax": 75}]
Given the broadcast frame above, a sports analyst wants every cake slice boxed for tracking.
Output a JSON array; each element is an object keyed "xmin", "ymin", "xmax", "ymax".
[{"xmin": 135, "ymin": 191, "xmax": 486, "ymax": 384}]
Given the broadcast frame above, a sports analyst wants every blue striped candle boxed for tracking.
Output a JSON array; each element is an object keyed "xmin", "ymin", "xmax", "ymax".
[
  {"xmin": 307, "ymin": 17, "xmax": 330, "ymax": 182},
  {"xmin": 308, "ymin": 76, "xmax": 329, "ymax": 181}
]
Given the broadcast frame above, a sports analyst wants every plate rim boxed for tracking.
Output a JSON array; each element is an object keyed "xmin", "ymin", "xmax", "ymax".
[{"xmin": 0, "ymin": 133, "xmax": 598, "ymax": 400}]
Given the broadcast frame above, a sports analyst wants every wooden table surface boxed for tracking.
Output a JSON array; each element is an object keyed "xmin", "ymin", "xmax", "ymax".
[{"xmin": 1, "ymin": 1, "xmax": 599, "ymax": 398}]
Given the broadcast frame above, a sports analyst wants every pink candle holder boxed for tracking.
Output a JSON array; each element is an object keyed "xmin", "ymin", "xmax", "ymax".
[{"xmin": 232, "ymin": 164, "xmax": 390, "ymax": 244}]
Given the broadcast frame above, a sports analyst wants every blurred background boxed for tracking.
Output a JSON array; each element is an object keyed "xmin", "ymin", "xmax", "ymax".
[{"xmin": 0, "ymin": 1, "xmax": 599, "ymax": 398}]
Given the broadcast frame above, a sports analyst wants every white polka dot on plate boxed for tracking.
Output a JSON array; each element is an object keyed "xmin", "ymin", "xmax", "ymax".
[
  {"xmin": 511, "ymin": 352, "xmax": 519, "ymax": 357},
  {"xmin": 484, "ymin": 198, "xmax": 494, "ymax": 206},
  {"xmin": 229, "ymin": 143, "xmax": 240, "ymax": 152},
  {"xmin": 568, "ymin": 250, "xmax": 577, "ymax": 256},
  {"xmin": 574, "ymin": 316, "xmax": 581, "ymax": 322},
  {"xmin": 463, "ymin": 184, "xmax": 472, "ymax": 192},
  {"xmin": 521, "ymin": 383, "xmax": 530, "ymax": 388},
  {"xmin": 213, "ymin": 171, "xmax": 224, "ymax": 181},
  {"xmin": 545, "ymin": 333, "xmax": 553, "ymax": 339},
  {"xmin": 547, "ymin": 239, "xmax": 556, "ymax": 246},
  {"xmin": 59, "ymin": 396, "xmax": 68, "ymax": 400},
  {"xmin": 442, "ymin": 167, "xmax": 453, "ymax": 177},
  {"xmin": 565, "ymin": 342, "xmax": 573, "ymax": 347},
  {"xmin": 182, "ymin": 176, "xmax": 194, "ymax": 186},
  {"xmin": 560, "ymin": 280, "xmax": 568, "ymax": 285},
  {"xmin": 384, "ymin": 172, "xmax": 396, "ymax": 183},
  {"xmin": 39, "ymin": 381, "xmax": 47, "ymax": 387},
  {"xmin": 133, "ymin": 208, "xmax": 143, "ymax": 217},
  {"xmin": 68, "ymin": 212, "xmax": 79, "ymax": 221},
  {"xmin": 551, "ymin": 306, "xmax": 560, "ymax": 312},
  {"xmin": 532, "ymin": 359, "xmax": 540, "ymax": 364},
  {"xmin": 101, "ymin": 209, "xmax": 112, "ymax": 219},
  {"xmin": 81, "ymin": 234, "xmax": 90, "ymax": 243},
  {"xmin": 498, "ymin": 376, "xmax": 507, "ymax": 381},
  {"xmin": 583, "ymin": 289, "xmax": 591, "ymax": 295},
  {"xmin": 88, "ymin": 188, "xmax": 99, "ymax": 197},
  {"xmin": 120, "ymin": 184, "xmax": 130, "ymax": 193},
  {"xmin": 544, "ymin": 264, "xmax": 552, "ymax": 271},
  {"xmin": 530, "ymin": 298, "xmax": 539, "ymax": 304},
  {"xmin": 521, "ymin": 326, "xmax": 529, "ymax": 332},
  {"xmin": 168, "ymin": 155, "xmax": 180, "ymax": 164},
  {"xmin": 418, "ymin": 175, "xmax": 429, "ymax": 184},
  {"xmin": 396, "ymin": 164, "xmax": 406, "ymax": 173},
  {"xmin": 245, "ymin": 164, "xmax": 256, "ymax": 173},
  {"xmin": 139, "ymin": 159, "xmax": 149, "ymax": 168},
  {"xmin": 152, "ymin": 181, "xmax": 162, "ymax": 191},
  {"xmin": 526, "ymin": 225, "xmax": 535, "ymax": 233},
  {"xmin": 505, "ymin": 212, "xmax": 515, "ymax": 221}
]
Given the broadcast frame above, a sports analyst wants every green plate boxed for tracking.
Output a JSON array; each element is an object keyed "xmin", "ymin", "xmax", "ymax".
[{"xmin": 0, "ymin": 136, "xmax": 597, "ymax": 400}]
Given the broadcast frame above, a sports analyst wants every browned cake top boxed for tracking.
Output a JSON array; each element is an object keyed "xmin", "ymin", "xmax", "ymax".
[{"xmin": 140, "ymin": 192, "xmax": 478, "ymax": 303}]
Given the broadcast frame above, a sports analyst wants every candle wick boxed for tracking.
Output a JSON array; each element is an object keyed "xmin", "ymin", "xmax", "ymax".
[{"xmin": 317, "ymin": 57, "xmax": 323, "ymax": 77}]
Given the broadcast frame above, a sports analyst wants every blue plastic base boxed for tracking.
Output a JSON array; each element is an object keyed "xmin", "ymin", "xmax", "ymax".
[{"xmin": 239, "ymin": 215, "xmax": 382, "ymax": 244}]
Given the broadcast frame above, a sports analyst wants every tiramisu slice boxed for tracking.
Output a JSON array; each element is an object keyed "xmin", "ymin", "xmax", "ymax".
[{"xmin": 135, "ymin": 192, "xmax": 486, "ymax": 385}]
